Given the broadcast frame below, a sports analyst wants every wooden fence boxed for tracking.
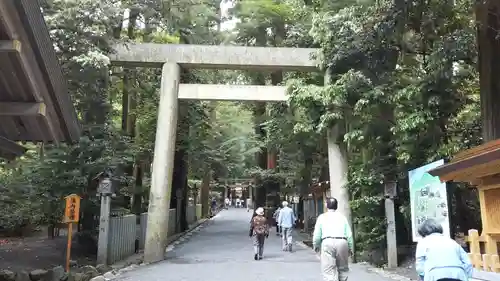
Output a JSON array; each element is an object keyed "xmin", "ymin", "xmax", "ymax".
[
  {"xmin": 108, "ymin": 214, "xmax": 136, "ymax": 264},
  {"xmin": 465, "ymin": 229, "xmax": 500, "ymax": 273}
]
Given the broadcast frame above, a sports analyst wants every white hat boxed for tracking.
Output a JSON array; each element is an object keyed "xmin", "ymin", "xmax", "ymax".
[
  {"xmin": 282, "ymin": 201, "xmax": 288, "ymax": 207},
  {"xmin": 256, "ymin": 207, "xmax": 264, "ymax": 215}
]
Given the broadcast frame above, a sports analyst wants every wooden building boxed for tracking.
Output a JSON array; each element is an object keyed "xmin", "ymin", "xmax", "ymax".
[
  {"xmin": 0, "ymin": 0, "xmax": 80, "ymax": 159},
  {"xmin": 310, "ymin": 181, "xmax": 330, "ymax": 214},
  {"xmin": 429, "ymin": 140, "xmax": 500, "ymax": 276}
]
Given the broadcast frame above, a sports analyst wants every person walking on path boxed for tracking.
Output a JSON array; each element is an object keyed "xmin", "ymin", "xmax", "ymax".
[
  {"xmin": 249, "ymin": 207, "xmax": 269, "ymax": 260},
  {"xmin": 415, "ymin": 218, "xmax": 472, "ymax": 281},
  {"xmin": 210, "ymin": 198, "xmax": 218, "ymax": 216},
  {"xmin": 278, "ymin": 201, "xmax": 296, "ymax": 252},
  {"xmin": 313, "ymin": 198, "xmax": 353, "ymax": 281},
  {"xmin": 273, "ymin": 206, "xmax": 282, "ymax": 236}
]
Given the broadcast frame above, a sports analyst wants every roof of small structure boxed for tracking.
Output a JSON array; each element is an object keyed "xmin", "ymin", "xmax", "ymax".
[
  {"xmin": 429, "ymin": 139, "xmax": 500, "ymax": 185},
  {"xmin": 310, "ymin": 181, "xmax": 330, "ymax": 194},
  {"xmin": 0, "ymin": 0, "xmax": 80, "ymax": 159}
]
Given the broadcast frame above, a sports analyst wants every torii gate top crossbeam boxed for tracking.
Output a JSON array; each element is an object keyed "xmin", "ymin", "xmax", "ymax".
[
  {"xmin": 178, "ymin": 84, "xmax": 287, "ymax": 101},
  {"xmin": 110, "ymin": 43, "xmax": 320, "ymax": 72}
]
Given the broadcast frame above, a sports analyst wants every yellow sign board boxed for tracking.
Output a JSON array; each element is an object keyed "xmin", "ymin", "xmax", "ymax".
[{"xmin": 64, "ymin": 194, "xmax": 81, "ymax": 223}]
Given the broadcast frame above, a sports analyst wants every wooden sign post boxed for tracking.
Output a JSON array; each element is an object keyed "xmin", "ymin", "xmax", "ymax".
[{"xmin": 64, "ymin": 194, "xmax": 80, "ymax": 272}]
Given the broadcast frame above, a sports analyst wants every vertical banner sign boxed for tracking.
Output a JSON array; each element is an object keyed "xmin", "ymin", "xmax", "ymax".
[
  {"xmin": 408, "ymin": 159, "xmax": 450, "ymax": 242},
  {"xmin": 64, "ymin": 195, "xmax": 80, "ymax": 223},
  {"xmin": 64, "ymin": 194, "xmax": 81, "ymax": 272}
]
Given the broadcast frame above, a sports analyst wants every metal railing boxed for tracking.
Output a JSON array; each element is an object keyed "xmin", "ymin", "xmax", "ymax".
[{"xmin": 108, "ymin": 215, "xmax": 136, "ymax": 264}]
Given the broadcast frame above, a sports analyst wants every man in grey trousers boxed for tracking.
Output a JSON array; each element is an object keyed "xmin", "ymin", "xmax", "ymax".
[{"xmin": 312, "ymin": 198, "xmax": 353, "ymax": 281}]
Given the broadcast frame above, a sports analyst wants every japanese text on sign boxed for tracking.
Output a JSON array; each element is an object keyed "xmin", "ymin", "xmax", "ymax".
[{"xmin": 64, "ymin": 194, "xmax": 81, "ymax": 223}]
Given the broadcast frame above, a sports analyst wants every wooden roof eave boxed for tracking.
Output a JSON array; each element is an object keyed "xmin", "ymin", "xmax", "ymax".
[
  {"xmin": 429, "ymin": 139, "xmax": 500, "ymax": 184},
  {"xmin": 0, "ymin": 2, "xmax": 60, "ymax": 144},
  {"xmin": 2, "ymin": 0, "xmax": 80, "ymax": 142},
  {"xmin": 18, "ymin": 0, "xmax": 80, "ymax": 141},
  {"xmin": 0, "ymin": 136, "xmax": 27, "ymax": 160}
]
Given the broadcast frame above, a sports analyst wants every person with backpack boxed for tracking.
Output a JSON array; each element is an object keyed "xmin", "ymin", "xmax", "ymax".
[{"xmin": 249, "ymin": 207, "xmax": 269, "ymax": 260}]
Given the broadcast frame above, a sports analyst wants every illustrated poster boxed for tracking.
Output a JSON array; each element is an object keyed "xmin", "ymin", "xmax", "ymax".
[{"xmin": 408, "ymin": 159, "xmax": 450, "ymax": 242}]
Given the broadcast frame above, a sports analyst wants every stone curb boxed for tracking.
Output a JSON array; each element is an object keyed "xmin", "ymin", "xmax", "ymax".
[
  {"xmin": 96, "ymin": 217, "xmax": 213, "ymax": 281},
  {"xmin": 166, "ymin": 218, "xmax": 210, "ymax": 252},
  {"xmin": 166, "ymin": 210, "xmax": 222, "ymax": 251},
  {"xmin": 365, "ymin": 267, "xmax": 415, "ymax": 281},
  {"xmin": 0, "ymin": 264, "xmax": 115, "ymax": 281}
]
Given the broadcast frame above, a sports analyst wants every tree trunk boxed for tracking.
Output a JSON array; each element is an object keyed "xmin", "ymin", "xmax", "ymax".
[
  {"xmin": 250, "ymin": 26, "xmax": 269, "ymax": 208},
  {"xmin": 121, "ymin": 71, "xmax": 130, "ymax": 131},
  {"xmin": 171, "ymin": 145, "xmax": 189, "ymax": 232},
  {"xmin": 76, "ymin": 6, "xmax": 123, "ymax": 235},
  {"xmin": 300, "ymin": 144, "xmax": 314, "ymax": 194},
  {"xmin": 169, "ymin": 31, "xmax": 194, "ymax": 232},
  {"xmin": 200, "ymin": 166, "xmax": 211, "ymax": 217},
  {"xmin": 170, "ymin": 64, "xmax": 191, "ymax": 231},
  {"xmin": 254, "ymin": 101, "xmax": 267, "ymax": 208},
  {"xmin": 453, "ymin": 184, "xmax": 470, "ymax": 234},
  {"xmin": 268, "ymin": 72, "xmax": 282, "ymax": 171},
  {"xmin": 122, "ymin": 8, "xmax": 143, "ymax": 215},
  {"xmin": 200, "ymin": 101, "xmax": 216, "ymax": 217},
  {"xmin": 477, "ymin": 0, "xmax": 500, "ymax": 141}
]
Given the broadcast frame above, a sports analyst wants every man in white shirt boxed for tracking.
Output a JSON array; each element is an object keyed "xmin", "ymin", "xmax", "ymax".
[{"xmin": 313, "ymin": 198, "xmax": 353, "ymax": 281}]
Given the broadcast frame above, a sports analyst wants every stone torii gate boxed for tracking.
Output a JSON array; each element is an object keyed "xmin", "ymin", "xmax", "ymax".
[{"xmin": 110, "ymin": 43, "xmax": 351, "ymax": 263}]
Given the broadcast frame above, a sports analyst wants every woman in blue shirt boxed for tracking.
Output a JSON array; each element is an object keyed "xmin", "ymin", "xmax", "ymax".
[{"xmin": 415, "ymin": 219, "xmax": 472, "ymax": 281}]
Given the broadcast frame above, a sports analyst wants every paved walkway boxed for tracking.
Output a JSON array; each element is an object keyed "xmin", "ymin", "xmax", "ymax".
[{"xmin": 113, "ymin": 208, "xmax": 400, "ymax": 281}]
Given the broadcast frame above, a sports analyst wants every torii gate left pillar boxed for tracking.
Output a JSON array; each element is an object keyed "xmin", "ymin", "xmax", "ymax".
[{"xmin": 143, "ymin": 63, "xmax": 180, "ymax": 263}]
